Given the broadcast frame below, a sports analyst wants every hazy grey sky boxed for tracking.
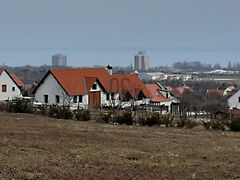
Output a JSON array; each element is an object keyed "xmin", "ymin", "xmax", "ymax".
[{"xmin": 0, "ymin": 0, "xmax": 239, "ymax": 67}]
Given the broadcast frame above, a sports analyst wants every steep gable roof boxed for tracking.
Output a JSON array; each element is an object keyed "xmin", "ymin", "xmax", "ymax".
[
  {"xmin": 0, "ymin": 68, "xmax": 4, "ymax": 76},
  {"xmin": 145, "ymin": 84, "xmax": 170, "ymax": 102},
  {"xmin": 0, "ymin": 69, "xmax": 22, "ymax": 89},
  {"xmin": 49, "ymin": 68, "xmax": 110, "ymax": 96},
  {"xmin": 206, "ymin": 89, "xmax": 224, "ymax": 96},
  {"xmin": 109, "ymin": 74, "xmax": 151, "ymax": 98},
  {"xmin": 34, "ymin": 68, "xmax": 151, "ymax": 98},
  {"xmin": 10, "ymin": 73, "xmax": 24, "ymax": 87},
  {"xmin": 173, "ymin": 86, "xmax": 192, "ymax": 97}
]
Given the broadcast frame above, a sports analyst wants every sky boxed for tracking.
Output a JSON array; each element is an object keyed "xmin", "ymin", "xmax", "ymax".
[{"xmin": 0, "ymin": 0, "xmax": 239, "ymax": 67}]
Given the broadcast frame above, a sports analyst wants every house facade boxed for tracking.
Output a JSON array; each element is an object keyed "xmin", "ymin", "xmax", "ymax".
[
  {"xmin": 33, "ymin": 67, "xmax": 151, "ymax": 109},
  {"xmin": 0, "ymin": 69, "xmax": 22, "ymax": 101},
  {"xmin": 228, "ymin": 90, "xmax": 240, "ymax": 110},
  {"xmin": 145, "ymin": 82, "xmax": 180, "ymax": 114}
]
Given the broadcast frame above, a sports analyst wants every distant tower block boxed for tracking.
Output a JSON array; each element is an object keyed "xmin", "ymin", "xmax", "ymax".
[
  {"xmin": 134, "ymin": 51, "xmax": 150, "ymax": 71},
  {"xmin": 52, "ymin": 54, "xmax": 67, "ymax": 67}
]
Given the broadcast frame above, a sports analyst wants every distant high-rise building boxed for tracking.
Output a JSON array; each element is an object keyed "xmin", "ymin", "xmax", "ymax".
[
  {"xmin": 134, "ymin": 51, "xmax": 150, "ymax": 71},
  {"xmin": 52, "ymin": 54, "xmax": 67, "ymax": 67}
]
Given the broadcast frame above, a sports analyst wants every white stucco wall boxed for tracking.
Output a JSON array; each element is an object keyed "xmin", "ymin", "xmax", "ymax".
[
  {"xmin": 35, "ymin": 73, "xmax": 70, "ymax": 105},
  {"xmin": 0, "ymin": 70, "xmax": 22, "ymax": 101},
  {"xmin": 228, "ymin": 90, "xmax": 240, "ymax": 109}
]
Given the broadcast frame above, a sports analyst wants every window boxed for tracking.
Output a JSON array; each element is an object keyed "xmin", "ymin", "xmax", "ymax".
[
  {"xmin": 12, "ymin": 87, "xmax": 15, "ymax": 91},
  {"xmin": 79, "ymin": 95, "xmax": 83, "ymax": 103},
  {"xmin": 111, "ymin": 93, "xmax": 115, "ymax": 100},
  {"xmin": 92, "ymin": 83, "xmax": 97, "ymax": 90},
  {"xmin": 56, "ymin": 95, "xmax": 60, "ymax": 103},
  {"xmin": 106, "ymin": 93, "xmax": 110, "ymax": 100},
  {"xmin": 44, "ymin": 95, "xmax": 48, "ymax": 103},
  {"xmin": 166, "ymin": 93, "xmax": 169, "ymax": 98},
  {"xmin": 238, "ymin": 97, "xmax": 240, "ymax": 103},
  {"xmin": 2, "ymin": 85, "xmax": 6, "ymax": 92},
  {"xmin": 74, "ymin": 96, "xmax": 77, "ymax": 103}
]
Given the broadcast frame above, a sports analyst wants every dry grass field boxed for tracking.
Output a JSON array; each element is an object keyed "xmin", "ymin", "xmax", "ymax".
[{"xmin": 0, "ymin": 112, "xmax": 240, "ymax": 179}]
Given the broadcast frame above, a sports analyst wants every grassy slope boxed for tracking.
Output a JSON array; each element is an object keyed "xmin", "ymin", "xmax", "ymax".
[{"xmin": 0, "ymin": 112, "xmax": 240, "ymax": 179}]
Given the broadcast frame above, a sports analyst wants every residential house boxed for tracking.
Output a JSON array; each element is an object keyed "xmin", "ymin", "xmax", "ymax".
[
  {"xmin": 145, "ymin": 82, "xmax": 180, "ymax": 114},
  {"xmin": 0, "ymin": 69, "xmax": 22, "ymax": 101},
  {"xmin": 173, "ymin": 86, "xmax": 192, "ymax": 98},
  {"xmin": 228, "ymin": 90, "xmax": 240, "ymax": 110},
  {"xmin": 206, "ymin": 89, "xmax": 224, "ymax": 96},
  {"xmin": 33, "ymin": 67, "xmax": 151, "ymax": 109}
]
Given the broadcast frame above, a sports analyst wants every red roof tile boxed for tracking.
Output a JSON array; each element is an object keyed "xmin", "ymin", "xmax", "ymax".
[
  {"xmin": 0, "ymin": 68, "xmax": 3, "ymax": 76},
  {"xmin": 145, "ymin": 84, "xmax": 170, "ymax": 102},
  {"xmin": 110, "ymin": 74, "xmax": 152, "ymax": 98},
  {"xmin": 173, "ymin": 86, "xmax": 192, "ymax": 97},
  {"xmin": 165, "ymin": 86, "xmax": 173, "ymax": 91},
  {"xmin": 10, "ymin": 73, "xmax": 24, "ymax": 87},
  {"xmin": 35, "ymin": 68, "xmax": 151, "ymax": 98},
  {"xmin": 206, "ymin": 89, "xmax": 224, "ymax": 96},
  {"xmin": 50, "ymin": 68, "xmax": 110, "ymax": 96}
]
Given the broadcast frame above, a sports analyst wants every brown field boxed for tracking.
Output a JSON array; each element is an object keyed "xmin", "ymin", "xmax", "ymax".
[{"xmin": 0, "ymin": 112, "xmax": 240, "ymax": 180}]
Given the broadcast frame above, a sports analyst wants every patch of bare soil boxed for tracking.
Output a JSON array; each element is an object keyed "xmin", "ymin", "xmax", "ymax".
[{"xmin": 0, "ymin": 112, "xmax": 240, "ymax": 179}]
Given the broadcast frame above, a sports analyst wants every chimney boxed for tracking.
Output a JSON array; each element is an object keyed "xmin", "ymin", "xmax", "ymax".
[{"xmin": 106, "ymin": 65, "xmax": 112, "ymax": 75}]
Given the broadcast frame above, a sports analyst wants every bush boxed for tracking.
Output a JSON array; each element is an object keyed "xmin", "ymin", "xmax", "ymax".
[
  {"xmin": 139, "ymin": 114, "xmax": 173, "ymax": 127},
  {"xmin": 141, "ymin": 113, "xmax": 161, "ymax": 126},
  {"xmin": 7, "ymin": 99, "xmax": 33, "ymax": 113},
  {"xmin": 101, "ymin": 113, "xmax": 112, "ymax": 123},
  {"xmin": 175, "ymin": 116, "xmax": 197, "ymax": 128},
  {"xmin": 74, "ymin": 109, "xmax": 91, "ymax": 121},
  {"xmin": 210, "ymin": 119, "xmax": 225, "ymax": 131},
  {"xmin": 0, "ymin": 102, "xmax": 7, "ymax": 112},
  {"xmin": 48, "ymin": 106, "xmax": 73, "ymax": 120},
  {"xmin": 115, "ymin": 111, "xmax": 133, "ymax": 125},
  {"xmin": 230, "ymin": 118, "xmax": 240, "ymax": 132},
  {"xmin": 203, "ymin": 118, "xmax": 227, "ymax": 131},
  {"xmin": 58, "ymin": 107, "xmax": 73, "ymax": 120}
]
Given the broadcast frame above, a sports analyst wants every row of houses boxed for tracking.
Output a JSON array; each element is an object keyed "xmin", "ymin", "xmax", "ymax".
[{"xmin": 0, "ymin": 67, "xmax": 180, "ymax": 114}]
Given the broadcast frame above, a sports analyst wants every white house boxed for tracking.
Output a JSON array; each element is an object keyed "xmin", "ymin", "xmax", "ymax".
[
  {"xmin": 145, "ymin": 82, "xmax": 180, "ymax": 114},
  {"xmin": 33, "ymin": 67, "xmax": 151, "ymax": 109},
  {"xmin": 0, "ymin": 69, "xmax": 22, "ymax": 101},
  {"xmin": 228, "ymin": 90, "xmax": 240, "ymax": 110}
]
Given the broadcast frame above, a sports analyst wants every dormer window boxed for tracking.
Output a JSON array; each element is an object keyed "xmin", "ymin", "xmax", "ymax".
[{"xmin": 92, "ymin": 83, "xmax": 97, "ymax": 90}]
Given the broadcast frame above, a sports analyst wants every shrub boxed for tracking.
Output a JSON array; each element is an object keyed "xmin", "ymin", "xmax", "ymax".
[
  {"xmin": 0, "ymin": 102, "xmax": 7, "ymax": 112},
  {"xmin": 203, "ymin": 118, "xmax": 227, "ymax": 131},
  {"xmin": 58, "ymin": 107, "xmax": 73, "ymax": 120},
  {"xmin": 48, "ymin": 106, "xmax": 73, "ymax": 120},
  {"xmin": 101, "ymin": 113, "xmax": 112, "ymax": 123},
  {"xmin": 115, "ymin": 111, "xmax": 133, "ymax": 125},
  {"xmin": 203, "ymin": 121, "xmax": 211, "ymax": 130},
  {"xmin": 210, "ymin": 119, "xmax": 225, "ymax": 131},
  {"xmin": 176, "ymin": 116, "xmax": 186, "ymax": 128},
  {"xmin": 175, "ymin": 116, "xmax": 197, "ymax": 128},
  {"xmin": 142, "ymin": 113, "xmax": 161, "ymax": 127},
  {"xmin": 7, "ymin": 99, "xmax": 33, "ymax": 113},
  {"xmin": 74, "ymin": 109, "xmax": 91, "ymax": 121},
  {"xmin": 230, "ymin": 118, "xmax": 240, "ymax": 132}
]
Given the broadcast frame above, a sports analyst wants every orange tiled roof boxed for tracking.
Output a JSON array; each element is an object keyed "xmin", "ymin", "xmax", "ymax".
[
  {"xmin": 165, "ymin": 86, "xmax": 173, "ymax": 91},
  {"xmin": 50, "ymin": 68, "xmax": 110, "ymax": 96},
  {"xmin": 109, "ymin": 74, "xmax": 152, "ymax": 98},
  {"xmin": 206, "ymin": 89, "xmax": 224, "ymax": 96},
  {"xmin": 35, "ymin": 68, "xmax": 151, "ymax": 98},
  {"xmin": 173, "ymin": 86, "xmax": 192, "ymax": 97},
  {"xmin": 145, "ymin": 84, "xmax": 170, "ymax": 102},
  {"xmin": 0, "ymin": 68, "xmax": 3, "ymax": 76},
  {"xmin": 10, "ymin": 73, "xmax": 24, "ymax": 87}
]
